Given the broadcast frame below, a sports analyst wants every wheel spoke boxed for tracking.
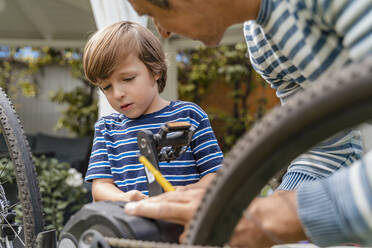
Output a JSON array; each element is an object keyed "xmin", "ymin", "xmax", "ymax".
[
  {"xmin": 0, "ymin": 179, "xmax": 10, "ymax": 186},
  {"xmin": 0, "ymin": 162, "xmax": 8, "ymax": 180},
  {"xmin": 0, "ymin": 212, "xmax": 25, "ymax": 247},
  {"xmin": 8, "ymin": 202, "xmax": 19, "ymax": 210}
]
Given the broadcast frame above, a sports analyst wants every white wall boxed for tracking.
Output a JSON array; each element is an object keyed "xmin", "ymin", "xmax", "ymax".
[{"xmin": 15, "ymin": 65, "xmax": 83, "ymax": 137}]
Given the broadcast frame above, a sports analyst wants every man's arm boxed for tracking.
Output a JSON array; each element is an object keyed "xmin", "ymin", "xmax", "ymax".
[
  {"xmin": 278, "ymin": 129, "xmax": 362, "ymax": 191},
  {"xmin": 236, "ymin": 151, "xmax": 372, "ymax": 247},
  {"xmin": 92, "ymin": 178, "xmax": 147, "ymax": 202},
  {"xmin": 297, "ymin": 150, "xmax": 372, "ymax": 246}
]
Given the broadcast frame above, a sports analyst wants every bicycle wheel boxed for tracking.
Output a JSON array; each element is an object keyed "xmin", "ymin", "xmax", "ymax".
[
  {"xmin": 185, "ymin": 57, "xmax": 372, "ymax": 246},
  {"xmin": 0, "ymin": 88, "xmax": 44, "ymax": 248}
]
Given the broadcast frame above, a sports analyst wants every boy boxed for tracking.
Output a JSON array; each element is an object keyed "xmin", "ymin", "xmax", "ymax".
[{"xmin": 83, "ymin": 21, "xmax": 223, "ymax": 202}]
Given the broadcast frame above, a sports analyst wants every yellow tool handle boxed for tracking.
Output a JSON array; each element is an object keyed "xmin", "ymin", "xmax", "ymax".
[{"xmin": 139, "ymin": 155, "xmax": 175, "ymax": 192}]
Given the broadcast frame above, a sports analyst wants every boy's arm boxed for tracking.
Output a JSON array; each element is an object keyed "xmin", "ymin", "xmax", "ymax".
[
  {"xmin": 92, "ymin": 178, "xmax": 148, "ymax": 202},
  {"xmin": 180, "ymin": 173, "xmax": 216, "ymax": 190},
  {"xmin": 190, "ymin": 116, "xmax": 224, "ymax": 174},
  {"xmin": 174, "ymin": 173, "xmax": 217, "ymax": 191}
]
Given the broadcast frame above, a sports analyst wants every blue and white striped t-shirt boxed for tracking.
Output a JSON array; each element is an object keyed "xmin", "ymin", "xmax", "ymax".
[
  {"xmin": 244, "ymin": 0, "xmax": 370, "ymax": 190},
  {"xmin": 85, "ymin": 100, "xmax": 223, "ymax": 195}
]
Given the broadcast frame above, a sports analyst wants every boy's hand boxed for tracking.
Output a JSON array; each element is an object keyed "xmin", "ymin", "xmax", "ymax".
[
  {"xmin": 92, "ymin": 178, "xmax": 148, "ymax": 202},
  {"xmin": 125, "ymin": 190, "xmax": 148, "ymax": 201}
]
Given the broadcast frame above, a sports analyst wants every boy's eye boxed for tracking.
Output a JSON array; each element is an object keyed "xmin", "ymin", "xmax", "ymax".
[
  {"xmin": 123, "ymin": 76, "xmax": 135, "ymax": 81},
  {"xmin": 102, "ymin": 84, "xmax": 111, "ymax": 91}
]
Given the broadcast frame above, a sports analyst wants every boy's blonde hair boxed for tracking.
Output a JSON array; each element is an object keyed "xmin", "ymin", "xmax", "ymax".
[{"xmin": 83, "ymin": 21, "xmax": 167, "ymax": 93}]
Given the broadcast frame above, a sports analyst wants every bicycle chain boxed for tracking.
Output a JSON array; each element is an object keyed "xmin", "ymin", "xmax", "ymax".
[{"xmin": 106, "ymin": 237, "xmax": 228, "ymax": 248}]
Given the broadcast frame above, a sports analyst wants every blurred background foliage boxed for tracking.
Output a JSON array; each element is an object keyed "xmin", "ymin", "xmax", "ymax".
[
  {"xmin": 0, "ymin": 42, "xmax": 279, "ymax": 232},
  {"xmin": 0, "ymin": 45, "xmax": 98, "ymax": 137},
  {"xmin": 178, "ymin": 43, "xmax": 277, "ymax": 152},
  {"xmin": 0, "ymin": 43, "xmax": 278, "ymax": 146},
  {"xmin": 0, "ymin": 46, "xmax": 96, "ymax": 233}
]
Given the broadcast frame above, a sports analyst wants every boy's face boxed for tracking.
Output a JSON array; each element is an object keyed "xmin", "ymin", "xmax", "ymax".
[{"xmin": 99, "ymin": 53, "xmax": 161, "ymax": 118}]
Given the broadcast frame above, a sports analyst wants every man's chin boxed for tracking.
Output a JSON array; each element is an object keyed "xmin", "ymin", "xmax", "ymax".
[{"xmin": 200, "ymin": 34, "xmax": 223, "ymax": 48}]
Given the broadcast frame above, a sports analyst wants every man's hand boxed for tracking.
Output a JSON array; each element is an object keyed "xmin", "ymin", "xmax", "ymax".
[
  {"xmin": 125, "ymin": 188, "xmax": 205, "ymax": 225},
  {"xmin": 125, "ymin": 189, "xmax": 308, "ymax": 247},
  {"xmin": 229, "ymin": 191, "xmax": 307, "ymax": 248}
]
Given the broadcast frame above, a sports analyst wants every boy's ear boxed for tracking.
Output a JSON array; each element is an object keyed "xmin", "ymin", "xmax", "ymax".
[{"xmin": 154, "ymin": 73, "xmax": 161, "ymax": 81}]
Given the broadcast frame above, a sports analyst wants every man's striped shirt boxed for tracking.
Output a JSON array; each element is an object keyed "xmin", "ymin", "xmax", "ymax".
[
  {"xmin": 245, "ymin": 0, "xmax": 372, "ymax": 245},
  {"xmin": 298, "ymin": 149, "xmax": 372, "ymax": 246},
  {"xmin": 85, "ymin": 101, "xmax": 223, "ymax": 195},
  {"xmin": 244, "ymin": 0, "xmax": 370, "ymax": 190}
]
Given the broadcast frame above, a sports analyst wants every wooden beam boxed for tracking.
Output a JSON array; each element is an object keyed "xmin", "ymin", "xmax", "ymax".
[{"xmin": 0, "ymin": 38, "xmax": 85, "ymax": 48}]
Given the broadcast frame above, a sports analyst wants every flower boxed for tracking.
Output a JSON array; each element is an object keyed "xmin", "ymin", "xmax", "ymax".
[{"xmin": 66, "ymin": 168, "xmax": 83, "ymax": 187}]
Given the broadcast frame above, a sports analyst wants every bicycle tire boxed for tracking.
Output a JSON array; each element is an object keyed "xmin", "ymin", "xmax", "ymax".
[
  {"xmin": 0, "ymin": 88, "xmax": 44, "ymax": 247},
  {"xmin": 185, "ymin": 57, "xmax": 372, "ymax": 246}
]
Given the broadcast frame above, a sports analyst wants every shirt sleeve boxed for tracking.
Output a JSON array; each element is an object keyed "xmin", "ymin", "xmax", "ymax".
[
  {"xmin": 189, "ymin": 106, "xmax": 224, "ymax": 177},
  {"xmin": 278, "ymin": 129, "xmax": 363, "ymax": 190},
  {"xmin": 84, "ymin": 119, "xmax": 112, "ymax": 181},
  {"xmin": 313, "ymin": 0, "xmax": 372, "ymax": 60},
  {"xmin": 297, "ymin": 150, "xmax": 372, "ymax": 246}
]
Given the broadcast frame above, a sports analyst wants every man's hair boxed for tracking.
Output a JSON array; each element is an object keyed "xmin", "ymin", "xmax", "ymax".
[{"xmin": 83, "ymin": 21, "xmax": 167, "ymax": 93}]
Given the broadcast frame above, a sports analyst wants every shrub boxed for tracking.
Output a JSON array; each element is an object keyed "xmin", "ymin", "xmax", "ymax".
[{"xmin": 0, "ymin": 155, "xmax": 88, "ymax": 235}]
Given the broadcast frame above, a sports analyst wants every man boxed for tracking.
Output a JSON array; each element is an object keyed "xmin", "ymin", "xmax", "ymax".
[{"xmin": 125, "ymin": 0, "xmax": 372, "ymax": 247}]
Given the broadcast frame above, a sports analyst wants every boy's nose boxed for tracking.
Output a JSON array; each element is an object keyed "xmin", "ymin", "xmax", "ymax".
[{"xmin": 113, "ymin": 87, "xmax": 125, "ymax": 99}]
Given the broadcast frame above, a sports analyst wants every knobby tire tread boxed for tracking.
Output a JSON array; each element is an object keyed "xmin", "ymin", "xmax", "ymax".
[{"xmin": 0, "ymin": 89, "xmax": 44, "ymax": 248}]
